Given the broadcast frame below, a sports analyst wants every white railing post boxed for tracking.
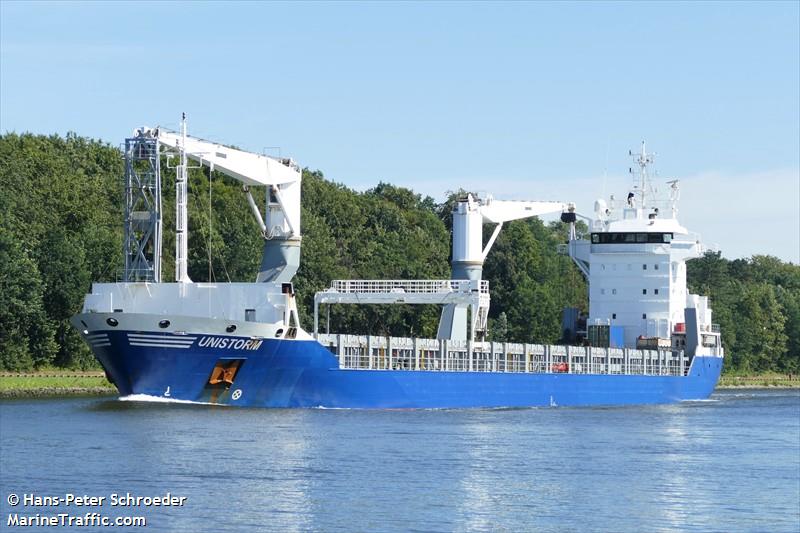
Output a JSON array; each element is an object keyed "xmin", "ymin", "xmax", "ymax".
[
  {"xmin": 587, "ymin": 347, "xmax": 592, "ymax": 374},
  {"xmin": 567, "ymin": 345, "xmax": 572, "ymax": 374},
  {"xmin": 367, "ymin": 335, "xmax": 373, "ymax": 370},
  {"xmin": 467, "ymin": 339, "xmax": 473, "ymax": 372},
  {"xmin": 414, "ymin": 337, "xmax": 420, "ymax": 371},
  {"xmin": 524, "ymin": 344, "xmax": 530, "ymax": 373},
  {"xmin": 387, "ymin": 336, "xmax": 393, "ymax": 370},
  {"xmin": 336, "ymin": 333, "xmax": 343, "ymax": 368},
  {"xmin": 314, "ymin": 299, "xmax": 319, "ymax": 338}
]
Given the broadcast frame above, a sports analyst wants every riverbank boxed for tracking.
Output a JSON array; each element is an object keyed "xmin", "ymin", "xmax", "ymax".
[
  {"xmin": 0, "ymin": 370, "xmax": 115, "ymax": 399},
  {"xmin": 717, "ymin": 373, "xmax": 800, "ymax": 389}
]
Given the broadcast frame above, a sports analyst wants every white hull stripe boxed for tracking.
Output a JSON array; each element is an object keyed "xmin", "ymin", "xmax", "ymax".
[
  {"xmin": 92, "ymin": 342, "xmax": 111, "ymax": 348},
  {"xmin": 126, "ymin": 337, "xmax": 196, "ymax": 345},
  {"xmin": 129, "ymin": 342, "xmax": 193, "ymax": 349},
  {"xmin": 127, "ymin": 333, "xmax": 199, "ymax": 341}
]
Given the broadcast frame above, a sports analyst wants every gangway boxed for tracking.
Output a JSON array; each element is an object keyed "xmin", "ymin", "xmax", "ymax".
[{"xmin": 314, "ymin": 279, "xmax": 489, "ymax": 340}]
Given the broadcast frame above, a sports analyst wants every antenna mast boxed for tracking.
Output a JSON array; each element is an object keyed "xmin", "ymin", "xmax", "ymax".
[
  {"xmin": 175, "ymin": 113, "xmax": 191, "ymax": 283},
  {"xmin": 629, "ymin": 141, "xmax": 655, "ymax": 208}
]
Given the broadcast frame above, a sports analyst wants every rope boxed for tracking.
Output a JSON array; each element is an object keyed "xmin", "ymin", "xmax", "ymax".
[{"xmin": 208, "ymin": 165, "xmax": 213, "ymax": 282}]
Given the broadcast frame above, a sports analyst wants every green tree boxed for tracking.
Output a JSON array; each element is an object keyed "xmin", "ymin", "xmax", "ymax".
[
  {"xmin": 489, "ymin": 311, "xmax": 508, "ymax": 341},
  {"xmin": 0, "ymin": 228, "xmax": 57, "ymax": 370}
]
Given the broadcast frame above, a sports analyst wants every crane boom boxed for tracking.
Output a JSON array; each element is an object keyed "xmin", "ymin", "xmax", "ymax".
[
  {"xmin": 153, "ymin": 128, "xmax": 300, "ymax": 187},
  {"xmin": 478, "ymin": 198, "xmax": 569, "ymax": 224}
]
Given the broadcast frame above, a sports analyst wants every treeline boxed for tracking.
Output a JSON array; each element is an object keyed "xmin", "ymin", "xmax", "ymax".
[
  {"xmin": 0, "ymin": 133, "xmax": 797, "ymax": 374},
  {"xmin": 687, "ymin": 253, "xmax": 799, "ymax": 373}
]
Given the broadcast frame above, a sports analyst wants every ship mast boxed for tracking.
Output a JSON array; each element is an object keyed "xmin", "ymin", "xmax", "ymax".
[{"xmin": 629, "ymin": 141, "xmax": 655, "ymax": 209}]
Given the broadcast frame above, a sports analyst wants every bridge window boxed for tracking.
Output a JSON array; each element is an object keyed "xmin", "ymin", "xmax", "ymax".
[
  {"xmin": 245, "ymin": 309, "xmax": 256, "ymax": 322},
  {"xmin": 654, "ymin": 289, "xmax": 659, "ymax": 295},
  {"xmin": 591, "ymin": 232, "xmax": 674, "ymax": 244},
  {"xmin": 643, "ymin": 289, "xmax": 647, "ymax": 295}
]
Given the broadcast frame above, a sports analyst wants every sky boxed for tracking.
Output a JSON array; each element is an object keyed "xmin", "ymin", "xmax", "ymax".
[{"xmin": 1, "ymin": 1, "xmax": 798, "ymax": 262}]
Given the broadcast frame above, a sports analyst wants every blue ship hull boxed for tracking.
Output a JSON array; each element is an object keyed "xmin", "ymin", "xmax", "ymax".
[{"xmin": 89, "ymin": 330, "xmax": 723, "ymax": 408}]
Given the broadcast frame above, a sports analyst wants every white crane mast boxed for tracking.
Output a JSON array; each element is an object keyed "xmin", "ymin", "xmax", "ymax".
[
  {"xmin": 438, "ymin": 194, "xmax": 571, "ymax": 341},
  {"xmin": 174, "ymin": 116, "xmax": 191, "ymax": 282}
]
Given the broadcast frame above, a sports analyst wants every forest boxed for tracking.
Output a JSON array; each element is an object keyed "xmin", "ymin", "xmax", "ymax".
[{"xmin": 1, "ymin": 133, "xmax": 797, "ymax": 374}]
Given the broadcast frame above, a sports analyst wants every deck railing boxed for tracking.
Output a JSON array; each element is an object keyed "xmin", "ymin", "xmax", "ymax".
[
  {"xmin": 328, "ymin": 279, "xmax": 489, "ymax": 295},
  {"xmin": 316, "ymin": 334, "xmax": 690, "ymax": 377}
]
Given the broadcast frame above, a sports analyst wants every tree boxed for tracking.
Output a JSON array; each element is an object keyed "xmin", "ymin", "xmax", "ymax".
[
  {"xmin": 36, "ymin": 228, "xmax": 92, "ymax": 367},
  {"xmin": 489, "ymin": 312, "xmax": 508, "ymax": 341},
  {"xmin": 0, "ymin": 228, "xmax": 57, "ymax": 370}
]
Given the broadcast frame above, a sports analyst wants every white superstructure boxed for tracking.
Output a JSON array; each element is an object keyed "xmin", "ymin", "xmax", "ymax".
[{"xmin": 568, "ymin": 142, "xmax": 721, "ymax": 355}]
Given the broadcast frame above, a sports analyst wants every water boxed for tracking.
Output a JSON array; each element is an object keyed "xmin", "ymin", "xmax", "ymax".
[{"xmin": 1, "ymin": 390, "xmax": 798, "ymax": 532}]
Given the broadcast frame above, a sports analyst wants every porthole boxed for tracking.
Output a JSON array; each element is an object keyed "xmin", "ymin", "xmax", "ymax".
[
  {"xmin": 275, "ymin": 328, "xmax": 284, "ymax": 338},
  {"xmin": 106, "ymin": 317, "xmax": 118, "ymax": 327},
  {"xmin": 226, "ymin": 325, "xmax": 237, "ymax": 333},
  {"xmin": 159, "ymin": 320, "xmax": 171, "ymax": 329}
]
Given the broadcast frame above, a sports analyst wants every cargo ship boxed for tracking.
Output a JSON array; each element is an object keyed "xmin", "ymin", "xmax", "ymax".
[{"xmin": 71, "ymin": 119, "xmax": 723, "ymax": 408}]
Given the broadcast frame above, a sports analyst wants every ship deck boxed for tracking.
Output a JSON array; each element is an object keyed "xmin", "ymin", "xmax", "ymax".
[{"xmin": 316, "ymin": 334, "xmax": 711, "ymax": 377}]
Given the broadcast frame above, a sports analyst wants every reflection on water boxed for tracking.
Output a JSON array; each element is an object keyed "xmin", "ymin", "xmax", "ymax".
[
  {"xmin": 1, "ymin": 389, "xmax": 798, "ymax": 532},
  {"xmin": 457, "ymin": 416, "xmax": 501, "ymax": 531}
]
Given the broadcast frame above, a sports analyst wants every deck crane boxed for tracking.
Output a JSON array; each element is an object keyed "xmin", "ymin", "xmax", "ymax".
[
  {"xmin": 437, "ymin": 194, "xmax": 574, "ymax": 341},
  {"xmin": 137, "ymin": 116, "xmax": 302, "ymax": 284}
]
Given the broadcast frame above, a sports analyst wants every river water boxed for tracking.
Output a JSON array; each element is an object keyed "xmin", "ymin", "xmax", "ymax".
[{"xmin": 1, "ymin": 389, "xmax": 798, "ymax": 532}]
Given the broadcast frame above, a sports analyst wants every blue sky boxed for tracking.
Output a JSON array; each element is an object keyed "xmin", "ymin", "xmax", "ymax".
[{"xmin": 2, "ymin": 1, "xmax": 798, "ymax": 262}]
